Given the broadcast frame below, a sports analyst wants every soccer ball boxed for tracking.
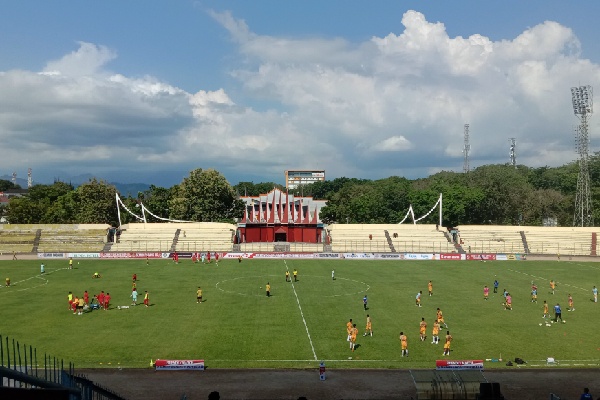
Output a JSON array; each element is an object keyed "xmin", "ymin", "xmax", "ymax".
[
  {"xmin": 538, "ymin": 323, "xmax": 543, "ymax": 326},
  {"xmin": 562, "ymin": 320, "xmax": 566, "ymax": 324}
]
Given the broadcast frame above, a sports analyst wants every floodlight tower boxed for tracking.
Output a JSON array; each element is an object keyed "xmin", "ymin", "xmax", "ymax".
[
  {"xmin": 11, "ymin": 172, "xmax": 16, "ymax": 186},
  {"xmin": 571, "ymin": 85, "xmax": 593, "ymax": 227},
  {"xmin": 27, "ymin": 168, "xmax": 32, "ymax": 188},
  {"xmin": 463, "ymin": 124, "xmax": 470, "ymax": 173},
  {"xmin": 509, "ymin": 138, "xmax": 517, "ymax": 168}
]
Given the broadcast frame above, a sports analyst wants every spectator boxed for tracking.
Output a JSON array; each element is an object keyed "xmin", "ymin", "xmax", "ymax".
[{"xmin": 580, "ymin": 387, "xmax": 592, "ymax": 400}]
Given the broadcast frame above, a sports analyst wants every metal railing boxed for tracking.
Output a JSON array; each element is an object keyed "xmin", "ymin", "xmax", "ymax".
[{"xmin": 0, "ymin": 334, "xmax": 125, "ymax": 400}]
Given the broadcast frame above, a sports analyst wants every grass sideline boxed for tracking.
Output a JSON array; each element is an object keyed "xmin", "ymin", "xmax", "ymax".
[{"xmin": 0, "ymin": 258, "xmax": 599, "ymax": 369}]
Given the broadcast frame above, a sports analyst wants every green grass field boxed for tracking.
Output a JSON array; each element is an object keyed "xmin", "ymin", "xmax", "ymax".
[{"xmin": 0, "ymin": 258, "xmax": 599, "ymax": 369}]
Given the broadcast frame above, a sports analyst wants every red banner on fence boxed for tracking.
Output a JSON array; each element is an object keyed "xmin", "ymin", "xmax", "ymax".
[
  {"xmin": 154, "ymin": 359, "xmax": 205, "ymax": 370},
  {"xmin": 439, "ymin": 253, "xmax": 462, "ymax": 260},
  {"xmin": 436, "ymin": 360, "xmax": 484, "ymax": 370}
]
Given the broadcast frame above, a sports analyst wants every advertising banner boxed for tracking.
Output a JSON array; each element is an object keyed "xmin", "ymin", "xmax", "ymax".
[
  {"xmin": 342, "ymin": 253, "xmax": 376, "ymax": 259},
  {"xmin": 436, "ymin": 360, "xmax": 484, "ymax": 370},
  {"xmin": 99, "ymin": 252, "xmax": 167, "ymax": 259},
  {"xmin": 438, "ymin": 253, "xmax": 463, "ymax": 261},
  {"xmin": 404, "ymin": 253, "xmax": 435, "ymax": 260},
  {"xmin": 154, "ymin": 359, "xmax": 204, "ymax": 371},
  {"xmin": 376, "ymin": 253, "xmax": 404, "ymax": 259},
  {"xmin": 315, "ymin": 253, "xmax": 342, "ymax": 258},
  {"xmin": 67, "ymin": 253, "xmax": 100, "ymax": 258},
  {"xmin": 38, "ymin": 253, "xmax": 65, "ymax": 259},
  {"xmin": 466, "ymin": 254, "xmax": 496, "ymax": 261},
  {"xmin": 252, "ymin": 252, "xmax": 315, "ymax": 259}
]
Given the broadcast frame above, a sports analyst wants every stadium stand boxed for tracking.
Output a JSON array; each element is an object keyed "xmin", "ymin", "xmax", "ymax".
[
  {"xmin": 328, "ymin": 224, "xmax": 453, "ymax": 253},
  {"xmin": 112, "ymin": 222, "xmax": 237, "ymax": 252},
  {"xmin": 458, "ymin": 225, "xmax": 525, "ymax": 254},
  {"xmin": 521, "ymin": 226, "xmax": 597, "ymax": 256},
  {"xmin": 0, "ymin": 225, "xmax": 37, "ymax": 254},
  {"xmin": 36, "ymin": 224, "xmax": 109, "ymax": 253}
]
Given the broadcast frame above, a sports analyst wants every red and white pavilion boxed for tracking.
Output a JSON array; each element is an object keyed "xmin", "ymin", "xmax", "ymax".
[{"xmin": 237, "ymin": 188, "xmax": 327, "ymax": 243}]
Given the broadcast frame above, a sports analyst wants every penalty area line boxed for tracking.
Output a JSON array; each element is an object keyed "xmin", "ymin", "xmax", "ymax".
[
  {"xmin": 506, "ymin": 268, "xmax": 589, "ymax": 292},
  {"xmin": 284, "ymin": 260, "xmax": 318, "ymax": 361}
]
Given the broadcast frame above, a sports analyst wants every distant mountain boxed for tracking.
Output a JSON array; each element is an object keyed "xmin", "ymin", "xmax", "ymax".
[
  {"xmin": 111, "ymin": 182, "xmax": 150, "ymax": 197},
  {"xmin": 0, "ymin": 173, "xmax": 149, "ymax": 197}
]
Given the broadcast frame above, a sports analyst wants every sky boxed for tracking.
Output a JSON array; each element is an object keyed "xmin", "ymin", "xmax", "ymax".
[{"xmin": 1, "ymin": 1, "xmax": 600, "ymax": 187}]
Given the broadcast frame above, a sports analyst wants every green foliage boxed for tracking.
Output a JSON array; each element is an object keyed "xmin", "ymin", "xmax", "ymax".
[
  {"xmin": 1, "ymin": 258, "xmax": 598, "ymax": 369},
  {"xmin": 0, "ymin": 179, "xmax": 20, "ymax": 191},
  {"xmin": 170, "ymin": 168, "xmax": 244, "ymax": 222},
  {"xmin": 233, "ymin": 181, "xmax": 284, "ymax": 197}
]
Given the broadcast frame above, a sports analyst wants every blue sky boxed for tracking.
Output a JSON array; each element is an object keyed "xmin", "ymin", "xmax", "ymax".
[{"xmin": 1, "ymin": 1, "xmax": 600, "ymax": 187}]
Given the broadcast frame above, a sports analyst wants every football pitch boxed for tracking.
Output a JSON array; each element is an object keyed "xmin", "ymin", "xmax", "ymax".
[{"xmin": 0, "ymin": 258, "xmax": 599, "ymax": 369}]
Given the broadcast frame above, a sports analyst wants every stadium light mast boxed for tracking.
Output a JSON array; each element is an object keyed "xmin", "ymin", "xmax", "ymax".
[
  {"xmin": 27, "ymin": 168, "xmax": 32, "ymax": 188},
  {"xmin": 571, "ymin": 85, "xmax": 593, "ymax": 227},
  {"xmin": 463, "ymin": 124, "xmax": 470, "ymax": 173},
  {"xmin": 11, "ymin": 172, "xmax": 16, "ymax": 186},
  {"xmin": 509, "ymin": 138, "xmax": 517, "ymax": 168}
]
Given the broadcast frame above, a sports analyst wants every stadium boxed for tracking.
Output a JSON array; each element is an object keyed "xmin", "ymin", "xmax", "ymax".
[{"xmin": 1, "ymin": 187, "xmax": 599, "ymax": 400}]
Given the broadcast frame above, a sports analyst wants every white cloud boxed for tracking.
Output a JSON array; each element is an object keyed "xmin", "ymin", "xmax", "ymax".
[{"xmin": 1, "ymin": 11, "xmax": 600, "ymax": 186}]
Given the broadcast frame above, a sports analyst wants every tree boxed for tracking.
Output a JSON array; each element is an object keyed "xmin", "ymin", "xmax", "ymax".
[
  {"xmin": 0, "ymin": 179, "xmax": 19, "ymax": 191},
  {"xmin": 75, "ymin": 179, "xmax": 119, "ymax": 225},
  {"xmin": 170, "ymin": 169, "xmax": 244, "ymax": 222}
]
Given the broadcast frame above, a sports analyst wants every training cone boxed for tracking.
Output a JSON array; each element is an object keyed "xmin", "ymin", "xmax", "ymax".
[{"xmin": 150, "ymin": 359, "xmax": 154, "ymax": 367}]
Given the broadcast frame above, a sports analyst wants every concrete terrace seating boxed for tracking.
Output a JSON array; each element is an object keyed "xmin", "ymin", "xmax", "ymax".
[
  {"xmin": 36, "ymin": 224, "xmax": 109, "ymax": 252},
  {"xmin": 0, "ymin": 225, "xmax": 37, "ymax": 254},
  {"xmin": 176, "ymin": 222, "xmax": 236, "ymax": 252},
  {"xmin": 458, "ymin": 225, "xmax": 524, "ymax": 254},
  {"xmin": 111, "ymin": 222, "xmax": 236, "ymax": 252},
  {"xmin": 328, "ymin": 224, "xmax": 452, "ymax": 253},
  {"xmin": 111, "ymin": 223, "xmax": 177, "ymax": 252},
  {"xmin": 522, "ymin": 226, "xmax": 597, "ymax": 256}
]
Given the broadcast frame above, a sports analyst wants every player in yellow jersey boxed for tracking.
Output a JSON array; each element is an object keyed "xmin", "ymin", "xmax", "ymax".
[
  {"xmin": 543, "ymin": 300, "xmax": 549, "ymax": 318},
  {"xmin": 428, "ymin": 280, "xmax": 433, "ymax": 296},
  {"xmin": 432, "ymin": 320, "xmax": 440, "ymax": 344},
  {"xmin": 266, "ymin": 283, "xmax": 271, "ymax": 297},
  {"xmin": 350, "ymin": 324, "xmax": 358, "ymax": 352},
  {"xmin": 197, "ymin": 287, "xmax": 203, "ymax": 304},
  {"xmin": 399, "ymin": 332, "xmax": 408, "ymax": 357},
  {"xmin": 364, "ymin": 315, "xmax": 372, "ymax": 337},
  {"xmin": 443, "ymin": 331, "xmax": 453, "ymax": 356},
  {"xmin": 346, "ymin": 319, "xmax": 353, "ymax": 347},
  {"xmin": 436, "ymin": 308, "xmax": 448, "ymax": 328},
  {"xmin": 550, "ymin": 280, "xmax": 556, "ymax": 295},
  {"xmin": 285, "ymin": 271, "xmax": 290, "ymax": 282},
  {"xmin": 419, "ymin": 318, "xmax": 427, "ymax": 341},
  {"xmin": 5, "ymin": 277, "xmax": 10, "ymax": 287},
  {"xmin": 568, "ymin": 294, "xmax": 574, "ymax": 311}
]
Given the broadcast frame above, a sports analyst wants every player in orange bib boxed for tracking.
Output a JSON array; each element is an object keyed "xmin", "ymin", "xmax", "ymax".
[
  {"xmin": 346, "ymin": 319, "xmax": 353, "ymax": 348},
  {"xmin": 419, "ymin": 318, "xmax": 427, "ymax": 341},
  {"xmin": 443, "ymin": 331, "xmax": 453, "ymax": 356},
  {"xmin": 543, "ymin": 300, "xmax": 549, "ymax": 318},
  {"xmin": 364, "ymin": 315, "xmax": 372, "ymax": 337},
  {"xmin": 428, "ymin": 280, "xmax": 433, "ymax": 296},
  {"xmin": 432, "ymin": 320, "xmax": 440, "ymax": 344},
  {"xmin": 550, "ymin": 280, "xmax": 556, "ymax": 295},
  {"xmin": 436, "ymin": 308, "xmax": 448, "ymax": 328},
  {"xmin": 568, "ymin": 294, "xmax": 574, "ymax": 311},
  {"xmin": 350, "ymin": 324, "xmax": 358, "ymax": 352},
  {"xmin": 400, "ymin": 332, "xmax": 408, "ymax": 357}
]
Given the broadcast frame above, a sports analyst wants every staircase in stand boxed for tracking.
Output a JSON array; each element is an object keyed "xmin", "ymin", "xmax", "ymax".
[
  {"xmin": 102, "ymin": 241, "xmax": 113, "ymax": 252},
  {"xmin": 443, "ymin": 231, "xmax": 465, "ymax": 254},
  {"xmin": 384, "ymin": 230, "xmax": 396, "ymax": 252},
  {"xmin": 170, "ymin": 229, "xmax": 181, "ymax": 252},
  {"xmin": 520, "ymin": 231, "xmax": 530, "ymax": 254},
  {"xmin": 32, "ymin": 229, "xmax": 42, "ymax": 253}
]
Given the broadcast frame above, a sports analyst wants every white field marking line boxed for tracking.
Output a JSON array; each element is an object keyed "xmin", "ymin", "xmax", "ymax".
[
  {"xmin": 284, "ymin": 260, "xmax": 317, "ymax": 361},
  {"xmin": 0, "ymin": 268, "xmax": 67, "ymax": 294},
  {"xmin": 214, "ymin": 274, "xmax": 370, "ymax": 298},
  {"xmin": 209, "ymin": 359, "xmax": 402, "ymax": 362},
  {"xmin": 506, "ymin": 268, "xmax": 588, "ymax": 292},
  {"xmin": 572, "ymin": 262, "xmax": 600, "ymax": 272},
  {"xmin": 215, "ymin": 274, "xmax": 281, "ymax": 297},
  {"xmin": 286, "ymin": 274, "xmax": 371, "ymax": 298}
]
